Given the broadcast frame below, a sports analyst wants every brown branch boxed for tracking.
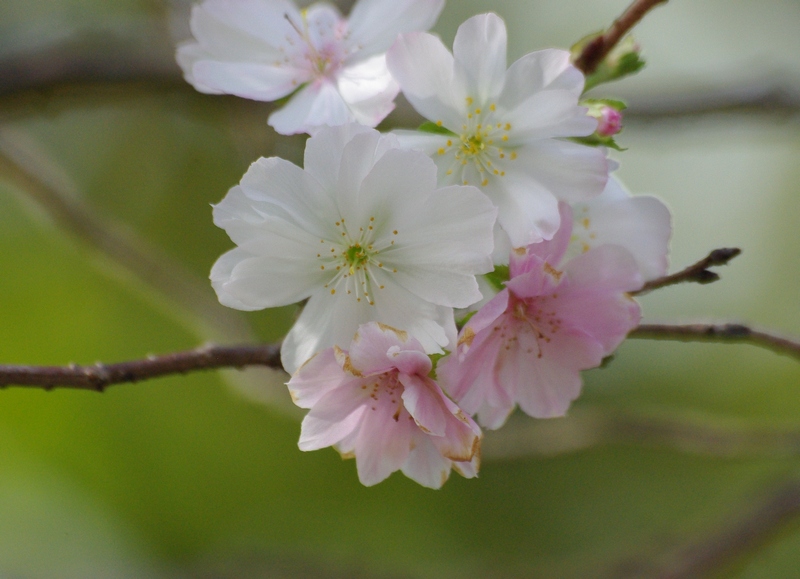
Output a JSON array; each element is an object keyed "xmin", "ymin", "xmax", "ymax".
[
  {"xmin": 630, "ymin": 324, "xmax": 800, "ymax": 361},
  {"xmin": 0, "ymin": 344, "xmax": 283, "ymax": 392},
  {"xmin": 574, "ymin": 0, "xmax": 669, "ymax": 75},
  {"xmin": 633, "ymin": 248, "xmax": 742, "ymax": 295}
]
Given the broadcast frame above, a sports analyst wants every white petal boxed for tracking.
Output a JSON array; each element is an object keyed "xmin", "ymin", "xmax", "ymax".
[
  {"xmin": 569, "ymin": 177, "xmax": 672, "ymax": 281},
  {"xmin": 511, "ymin": 140, "xmax": 608, "ymax": 204},
  {"xmin": 382, "ymin": 183, "xmax": 497, "ymax": 307},
  {"xmin": 504, "ymin": 90, "xmax": 597, "ymax": 142},
  {"xmin": 482, "ymin": 173, "xmax": 561, "ymax": 247},
  {"xmin": 452, "ymin": 13, "xmax": 507, "ymax": 103},
  {"xmin": 188, "ymin": 3, "xmax": 283, "ymax": 60},
  {"xmin": 369, "ymin": 275, "xmax": 456, "ymax": 353},
  {"xmin": 386, "ymin": 32, "xmax": 465, "ymax": 128},
  {"xmin": 191, "ymin": 61, "xmax": 305, "ymax": 101},
  {"xmin": 337, "ymin": 55, "xmax": 399, "ymax": 127},
  {"xmin": 391, "ymin": 130, "xmax": 447, "ymax": 157},
  {"xmin": 197, "ymin": 0, "xmax": 300, "ymax": 46},
  {"xmin": 499, "ymin": 49, "xmax": 584, "ymax": 112},
  {"xmin": 346, "ymin": 0, "xmax": 444, "ymax": 59},
  {"xmin": 233, "ymin": 157, "xmax": 338, "ymax": 239},
  {"xmin": 268, "ymin": 81, "xmax": 353, "ymax": 135},
  {"xmin": 211, "ymin": 251, "xmax": 323, "ymax": 310},
  {"xmin": 303, "ymin": 122, "xmax": 375, "ymax": 193}
]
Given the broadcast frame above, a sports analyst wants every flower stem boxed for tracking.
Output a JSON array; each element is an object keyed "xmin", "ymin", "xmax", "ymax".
[{"xmin": 573, "ymin": 0, "xmax": 669, "ymax": 75}]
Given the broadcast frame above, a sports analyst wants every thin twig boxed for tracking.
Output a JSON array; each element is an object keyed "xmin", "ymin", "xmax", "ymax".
[
  {"xmin": 574, "ymin": 0, "xmax": 669, "ymax": 75},
  {"xmin": 630, "ymin": 324, "xmax": 800, "ymax": 361},
  {"xmin": 632, "ymin": 248, "xmax": 742, "ymax": 295},
  {"xmin": 0, "ymin": 344, "xmax": 283, "ymax": 392}
]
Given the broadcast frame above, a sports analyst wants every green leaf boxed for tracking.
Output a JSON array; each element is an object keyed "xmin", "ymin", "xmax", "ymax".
[
  {"xmin": 418, "ymin": 121, "xmax": 457, "ymax": 136},
  {"xmin": 484, "ymin": 265, "xmax": 510, "ymax": 292},
  {"xmin": 571, "ymin": 135, "xmax": 627, "ymax": 152}
]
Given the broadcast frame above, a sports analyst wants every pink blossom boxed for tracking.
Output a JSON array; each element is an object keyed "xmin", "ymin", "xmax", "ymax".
[
  {"xmin": 438, "ymin": 204, "xmax": 643, "ymax": 429},
  {"xmin": 288, "ymin": 322, "xmax": 481, "ymax": 488}
]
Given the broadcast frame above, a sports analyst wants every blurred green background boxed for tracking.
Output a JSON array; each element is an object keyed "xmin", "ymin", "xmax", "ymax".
[{"xmin": 1, "ymin": 0, "xmax": 799, "ymax": 577}]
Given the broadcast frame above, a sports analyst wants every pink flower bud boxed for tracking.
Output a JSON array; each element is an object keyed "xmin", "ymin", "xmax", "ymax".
[{"xmin": 596, "ymin": 106, "xmax": 623, "ymax": 137}]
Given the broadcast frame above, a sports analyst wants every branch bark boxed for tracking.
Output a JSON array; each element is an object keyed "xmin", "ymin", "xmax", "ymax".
[
  {"xmin": 573, "ymin": 0, "xmax": 669, "ymax": 75},
  {"xmin": 630, "ymin": 324, "xmax": 800, "ymax": 361},
  {"xmin": 0, "ymin": 344, "xmax": 282, "ymax": 392},
  {"xmin": 632, "ymin": 248, "xmax": 741, "ymax": 295}
]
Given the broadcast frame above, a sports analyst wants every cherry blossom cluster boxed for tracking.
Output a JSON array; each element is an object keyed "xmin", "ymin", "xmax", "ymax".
[{"xmin": 178, "ymin": 0, "xmax": 671, "ymax": 488}]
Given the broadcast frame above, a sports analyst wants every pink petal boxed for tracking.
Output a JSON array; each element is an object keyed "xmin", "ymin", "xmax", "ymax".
[
  {"xmin": 354, "ymin": 400, "xmax": 415, "ymax": 486},
  {"xmin": 287, "ymin": 348, "xmax": 346, "ymax": 409},
  {"xmin": 401, "ymin": 434, "xmax": 452, "ymax": 489}
]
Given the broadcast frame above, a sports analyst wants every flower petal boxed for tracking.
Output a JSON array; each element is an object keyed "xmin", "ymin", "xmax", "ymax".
[
  {"xmin": 400, "ymin": 375, "xmax": 449, "ymax": 437},
  {"xmin": 281, "ymin": 286, "xmax": 375, "ymax": 373},
  {"xmin": 346, "ymin": 0, "xmax": 445, "ymax": 60},
  {"xmin": 386, "ymin": 32, "xmax": 465, "ymax": 128},
  {"xmin": 190, "ymin": 61, "xmax": 305, "ymax": 101},
  {"xmin": 303, "ymin": 122, "xmax": 375, "ymax": 193},
  {"xmin": 499, "ymin": 49, "xmax": 585, "ymax": 111},
  {"xmin": 452, "ymin": 13, "xmax": 507, "ymax": 103},
  {"xmin": 569, "ymin": 177, "xmax": 672, "ymax": 281},
  {"xmin": 348, "ymin": 322, "xmax": 428, "ymax": 376},
  {"xmin": 287, "ymin": 348, "xmax": 345, "ymax": 408},
  {"xmin": 511, "ymin": 140, "xmax": 608, "ymax": 204},
  {"xmin": 298, "ymin": 384, "xmax": 369, "ymax": 450},
  {"xmin": 268, "ymin": 81, "xmax": 352, "ymax": 135},
  {"xmin": 337, "ymin": 55, "xmax": 399, "ymax": 127},
  {"xmin": 504, "ymin": 90, "xmax": 597, "ymax": 142},
  {"xmin": 354, "ymin": 401, "xmax": 414, "ymax": 486},
  {"xmin": 401, "ymin": 435, "xmax": 452, "ymax": 489}
]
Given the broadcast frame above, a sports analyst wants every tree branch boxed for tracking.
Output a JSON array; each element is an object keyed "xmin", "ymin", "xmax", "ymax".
[
  {"xmin": 0, "ymin": 344, "xmax": 283, "ymax": 392},
  {"xmin": 632, "ymin": 248, "xmax": 742, "ymax": 295},
  {"xmin": 574, "ymin": 0, "xmax": 669, "ymax": 75},
  {"xmin": 630, "ymin": 324, "xmax": 800, "ymax": 361}
]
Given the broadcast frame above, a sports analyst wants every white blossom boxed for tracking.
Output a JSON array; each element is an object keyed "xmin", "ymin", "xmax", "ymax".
[
  {"xmin": 177, "ymin": 0, "xmax": 444, "ymax": 134},
  {"xmin": 210, "ymin": 123, "xmax": 497, "ymax": 373},
  {"xmin": 387, "ymin": 13, "xmax": 608, "ymax": 248}
]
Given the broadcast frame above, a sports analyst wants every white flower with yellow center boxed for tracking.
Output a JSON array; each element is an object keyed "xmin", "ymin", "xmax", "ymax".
[
  {"xmin": 387, "ymin": 13, "xmax": 609, "ymax": 248},
  {"xmin": 177, "ymin": 0, "xmax": 444, "ymax": 135},
  {"xmin": 210, "ymin": 123, "xmax": 497, "ymax": 373}
]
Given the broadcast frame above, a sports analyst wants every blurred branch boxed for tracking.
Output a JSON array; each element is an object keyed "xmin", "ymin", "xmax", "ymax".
[
  {"xmin": 630, "ymin": 324, "xmax": 800, "ymax": 361},
  {"xmin": 0, "ymin": 131, "xmax": 257, "ymax": 342},
  {"xmin": 484, "ymin": 407, "xmax": 800, "ymax": 461},
  {"xmin": 573, "ymin": 0, "xmax": 669, "ymax": 75},
  {"xmin": 610, "ymin": 477, "xmax": 800, "ymax": 579},
  {"xmin": 0, "ymin": 344, "xmax": 282, "ymax": 392},
  {"xmin": 633, "ymin": 247, "xmax": 741, "ymax": 295}
]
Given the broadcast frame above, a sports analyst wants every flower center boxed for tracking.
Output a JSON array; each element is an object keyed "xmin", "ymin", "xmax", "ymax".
[
  {"xmin": 436, "ymin": 98, "xmax": 518, "ymax": 187},
  {"xmin": 316, "ymin": 216, "xmax": 399, "ymax": 305},
  {"xmin": 282, "ymin": 10, "xmax": 347, "ymax": 81},
  {"xmin": 493, "ymin": 293, "xmax": 563, "ymax": 359}
]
